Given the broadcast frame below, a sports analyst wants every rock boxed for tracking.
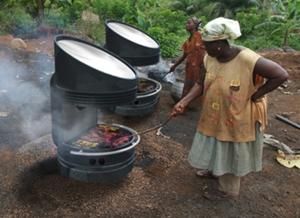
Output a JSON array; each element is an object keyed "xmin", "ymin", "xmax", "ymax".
[
  {"xmin": 10, "ymin": 38, "xmax": 27, "ymax": 50},
  {"xmin": 81, "ymin": 10, "xmax": 100, "ymax": 23}
]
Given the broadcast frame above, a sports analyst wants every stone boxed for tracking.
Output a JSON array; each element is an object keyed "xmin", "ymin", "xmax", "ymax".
[{"xmin": 10, "ymin": 38, "xmax": 27, "ymax": 50}]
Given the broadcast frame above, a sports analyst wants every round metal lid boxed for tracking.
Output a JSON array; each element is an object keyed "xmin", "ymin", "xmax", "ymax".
[
  {"xmin": 106, "ymin": 21, "xmax": 159, "ymax": 49},
  {"xmin": 56, "ymin": 39, "xmax": 136, "ymax": 80}
]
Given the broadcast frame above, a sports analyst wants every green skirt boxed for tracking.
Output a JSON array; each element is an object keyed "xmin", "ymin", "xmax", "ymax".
[{"xmin": 188, "ymin": 123, "xmax": 263, "ymax": 176}]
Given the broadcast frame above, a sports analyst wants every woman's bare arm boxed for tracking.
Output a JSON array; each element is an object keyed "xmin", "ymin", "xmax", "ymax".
[
  {"xmin": 170, "ymin": 53, "xmax": 187, "ymax": 72},
  {"xmin": 252, "ymin": 57, "xmax": 289, "ymax": 101}
]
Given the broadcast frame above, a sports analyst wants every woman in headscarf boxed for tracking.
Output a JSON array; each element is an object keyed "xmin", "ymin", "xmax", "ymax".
[
  {"xmin": 171, "ymin": 17, "xmax": 289, "ymax": 200},
  {"xmin": 169, "ymin": 17, "xmax": 205, "ymax": 98}
]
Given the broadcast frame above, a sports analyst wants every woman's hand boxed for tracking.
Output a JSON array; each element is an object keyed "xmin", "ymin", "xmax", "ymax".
[
  {"xmin": 171, "ymin": 82, "xmax": 203, "ymax": 117},
  {"xmin": 171, "ymin": 101, "xmax": 187, "ymax": 117}
]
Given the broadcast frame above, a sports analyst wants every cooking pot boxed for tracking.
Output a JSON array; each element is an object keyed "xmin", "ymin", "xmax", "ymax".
[
  {"xmin": 114, "ymin": 77, "xmax": 162, "ymax": 116},
  {"xmin": 51, "ymin": 73, "xmax": 137, "ymax": 106},
  {"xmin": 105, "ymin": 20, "xmax": 160, "ymax": 66},
  {"xmin": 54, "ymin": 35, "xmax": 138, "ymax": 103},
  {"xmin": 57, "ymin": 123, "xmax": 141, "ymax": 182}
]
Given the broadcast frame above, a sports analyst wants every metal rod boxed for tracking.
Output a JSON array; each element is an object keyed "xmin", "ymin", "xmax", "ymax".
[
  {"xmin": 275, "ymin": 114, "xmax": 300, "ymax": 129},
  {"xmin": 136, "ymin": 115, "xmax": 173, "ymax": 136},
  {"xmin": 112, "ymin": 115, "xmax": 173, "ymax": 144},
  {"xmin": 135, "ymin": 115, "xmax": 172, "ymax": 159},
  {"xmin": 161, "ymin": 71, "xmax": 172, "ymax": 80}
]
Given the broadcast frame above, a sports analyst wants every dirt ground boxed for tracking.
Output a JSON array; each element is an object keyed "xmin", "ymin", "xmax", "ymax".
[{"xmin": 0, "ymin": 35, "xmax": 299, "ymax": 218}]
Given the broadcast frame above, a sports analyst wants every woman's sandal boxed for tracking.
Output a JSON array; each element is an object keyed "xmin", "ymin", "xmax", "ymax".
[{"xmin": 195, "ymin": 170, "xmax": 217, "ymax": 179}]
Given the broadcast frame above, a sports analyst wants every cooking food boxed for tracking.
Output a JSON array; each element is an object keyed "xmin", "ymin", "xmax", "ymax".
[
  {"xmin": 138, "ymin": 78, "xmax": 156, "ymax": 93},
  {"xmin": 72, "ymin": 124, "xmax": 132, "ymax": 149}
]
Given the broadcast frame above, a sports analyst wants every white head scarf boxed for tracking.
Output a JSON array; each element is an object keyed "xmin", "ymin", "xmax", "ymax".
[{"xmin": 201, "ymin": 17, "xmax": 241, "ymax": 42}]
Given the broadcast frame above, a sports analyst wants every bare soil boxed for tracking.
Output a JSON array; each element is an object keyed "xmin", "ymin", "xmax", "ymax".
[{"xmin": 0, "ymin": 35, "xmax": 299, "ymax": 218}]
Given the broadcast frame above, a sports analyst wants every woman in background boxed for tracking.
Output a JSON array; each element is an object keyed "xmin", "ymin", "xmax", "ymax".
[{"xmin": 169, "ymin": 17, "xmax": 205, "ymax": 98}]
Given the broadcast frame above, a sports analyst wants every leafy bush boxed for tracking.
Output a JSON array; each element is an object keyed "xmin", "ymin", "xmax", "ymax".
[
  {"xmin": 74, "ymin": 19, "xmax": 106, "ymax": 44},
  {"xmin": 148, "ymin": 26, "xmax": 184, "ymax": 58},
  {"xmin": 235, "ymin": 8, "xmax": 292, "ymax": 50},
  {"xmin": 288, "ymin": 35, "xmax": 300, "ymax": 50},
  {"xmin": 62, "ymin": 0, "xmax": 87, "ymax": 23},
  {"xmin": 123, "ymin": 5, "xmax": 187, "ymax": 58},
  {"xmin": 41, "ymin": 0, "xmax": 88, "ymax": 27},
  {"xmin": 43, "ymin": 8, "xmax": 69, "ymax": 28},
  {"xmin": 148, "ymin": 8, "xmax": 186, "ymax": 34},
  {"xmin": 92, "ymin": 0, "xmax": 129, "ymax": 20},
  {"xmin": 236, "ymin": 9, "xmax": 267, "ymax": 37},
  {"xmin": 146, "ymin": 9, "xmax": 187, "ymax": 57},
  {"xmin": 237, "ymin": 36, "xmax": 279, "ymax": 51},
  {"xmin": 235, "ymin": 1, "xmax": 300, "ymax": 51},
  {"xmin": 0, "ymin": 7, "xmax": 37, "ymax": 36}
]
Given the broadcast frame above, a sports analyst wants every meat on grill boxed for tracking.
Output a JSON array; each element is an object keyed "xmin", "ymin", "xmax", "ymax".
[{"xmin": 72, "ymin": 124, "xmax": 132, "ymax": 149}]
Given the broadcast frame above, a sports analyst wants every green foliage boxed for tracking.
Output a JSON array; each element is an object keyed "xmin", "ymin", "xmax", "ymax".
[
  {"xmin": 254, "ymin": 0, "xmax": 300, "ymax": 47},
  {"xmin": 59, "ymin": 0, "xmax": 87, "ymax": 23},
  {"xmin": 205, "ymin": 0, "xmax": 257, "ymax": 18},
  {"xmin": 148, "ymin": 8, "xmax": 186, "ymax": 34},
  {"xmin": 236, "ymin": 9, "xmax": 267, "ymax": 37},
  {"xmin": 121, "ymin": 1, "xmax": 187, "ymax": 57},
  {"xmin": 121, "ymin": 0, "xmax": 138, "ymax": 25},
  {"xmin": 169, "ymin": 0, "xmax": 198, "ymax": 14},
  {"xmin": 43, "ymin": 8, "xmax": 69, "ymax": 28},
  {"xmin": 1, "ymin": 0, "xmax": 299, "ymax": 53},
  {"xmin": 148, "ymin": 26, "xmax": 183, "ymax": 58},
  {"xmin": 171, "ymin": 0, "xmax": 257, "ymax": 19},
  {"xmin": 287, "ymin": 34, "xmax": 300, "ymax": 50},
  {"xmin": 0, "ymin": 7, "xmax": 37, "ymax": 35},
  {"xmin": 92, "ymin": 0, "xmax": 129, "ymax": 20},
  {"xmin": 74, "ymin": 19, "xmax": 106, "ymax": 44}
]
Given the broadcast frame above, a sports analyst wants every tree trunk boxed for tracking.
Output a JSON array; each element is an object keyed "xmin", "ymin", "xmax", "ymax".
[{"xmin": 36, "ymin": 0, "xmax": 45, "ymax": 24}]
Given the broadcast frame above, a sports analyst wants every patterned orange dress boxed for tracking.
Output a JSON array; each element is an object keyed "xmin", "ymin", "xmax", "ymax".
[{"xmin": 182, "ymin": 31, "xmax": 205, "ymax": 97}]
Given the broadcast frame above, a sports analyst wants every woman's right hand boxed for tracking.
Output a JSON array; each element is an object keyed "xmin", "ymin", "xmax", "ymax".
[{"xmin": 171, "ymin": 101, "xmax": 187, "ymax": 117}]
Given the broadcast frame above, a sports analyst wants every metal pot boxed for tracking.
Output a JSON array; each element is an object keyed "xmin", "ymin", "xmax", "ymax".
[
  {"xmin": 114, "ymin": 77, "xmax": 162, "ymax": 116},
  {"xmin": 105, "ymin": 20, "xmax": 160, "ymax": 66},
  {"xmin": 54, "ymin": 35, "xmax": 138, "ymax": 104},
  {"xmin": 57, "ymin": 123, "xmax": 141, "ymax": 182}
]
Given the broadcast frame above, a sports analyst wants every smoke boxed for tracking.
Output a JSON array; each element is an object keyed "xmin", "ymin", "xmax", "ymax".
[
  {"xmin": 0, "ymin": 48, "xmax": 54, "ymax": 142},
  {"xmin": 136, "ymin": 58, "xmax": 173, "ymax": 82}
]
